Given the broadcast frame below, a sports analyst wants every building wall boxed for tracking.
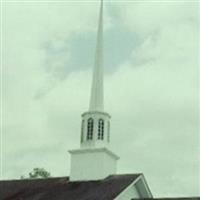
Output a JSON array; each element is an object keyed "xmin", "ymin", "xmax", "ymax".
[
  {"xmin": 114, "ymin": 175, "xmax": 153, "ymax": 200},
  {"xmin": 135, "ymin": 176, "xmax": 153, "ymax": 198},
  {"xmin": 69, "ymin": 148, "xmax": 117, "ymax": 181},
  {"xmin": 114, "ymin": 184, "xmax": 140, "ymax": 200}
]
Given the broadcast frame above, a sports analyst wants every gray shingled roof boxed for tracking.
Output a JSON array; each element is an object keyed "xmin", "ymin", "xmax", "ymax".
[{"xmin": 0, "ymin": 174, "xmax": 140, "ymax": 200}]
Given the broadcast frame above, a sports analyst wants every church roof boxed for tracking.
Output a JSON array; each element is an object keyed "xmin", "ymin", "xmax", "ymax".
[{"xmin": 0, "ymin": 174, "xmax": 141, "ymax": 200}]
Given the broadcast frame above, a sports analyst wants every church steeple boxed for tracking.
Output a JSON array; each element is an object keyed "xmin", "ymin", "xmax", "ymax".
[
  {"xmin": 89, "ymin": 0, "xmax": 104, "ymax": 112},
  {"xmin": 69, "ymin": 0, "xmax": 119, "ymax": 181},
  {"xmin": 80, "ymin": 0, "xmax": 110, "ymax": 149}
]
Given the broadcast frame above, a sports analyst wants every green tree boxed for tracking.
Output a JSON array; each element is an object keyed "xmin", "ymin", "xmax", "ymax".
[
  {"xmin": 21, "ymin": 168, "xmax": 51, "ymax": 179},
  {"xmin": 29, "ymin": 168, "xmax": 51, "ymax": 179}
]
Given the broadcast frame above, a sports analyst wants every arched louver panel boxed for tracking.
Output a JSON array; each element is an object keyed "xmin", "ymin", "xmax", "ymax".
[
  {"xmin": 87, "ymin": 118, "xmax": 94, "ymax": 140},
  {"xmin": 81, "ymin": 120, "xmax": 84, "ymax": 143},
  {"xmin": 98, "ymin": 119, "xmax": 104, "ymax": 140},
  {"xmin": 107, "ymin": 121, "xmax": 110, "ymax": 142}
]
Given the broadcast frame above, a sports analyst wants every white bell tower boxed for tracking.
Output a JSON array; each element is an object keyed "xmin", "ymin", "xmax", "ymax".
[{"xmin": 69, "ymin": 0, "xmax": 119, "ymax": 181}]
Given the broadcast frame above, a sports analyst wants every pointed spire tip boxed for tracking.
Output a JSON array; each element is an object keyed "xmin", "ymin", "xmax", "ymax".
[{"xmin": 89, "ymin": 0, "xmax": 104, "ymax": 112}]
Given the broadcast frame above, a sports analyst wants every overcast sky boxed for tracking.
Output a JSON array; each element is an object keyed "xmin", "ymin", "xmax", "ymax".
[{"xmin": 1, "ymin": 0, "xmax": 199, "ymax": 197}]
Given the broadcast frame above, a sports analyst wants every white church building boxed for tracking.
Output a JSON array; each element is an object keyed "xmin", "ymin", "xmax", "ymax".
[
  {"xmin": 68, "ymin": 0, "xmax": 153, "ymax": 198},
  {"xmin": 0, "ymin": 1, "xmax": 158, "ymax": 199}
]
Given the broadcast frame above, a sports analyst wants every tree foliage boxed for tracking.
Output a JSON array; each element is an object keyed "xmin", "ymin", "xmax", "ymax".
[
  {"xmin": 29, "ymin": 168, "xmax": 51, "ymax": 179},
  {"xmin": 21, "ymin": 168, "xmax": 51, "ymax": 179}
]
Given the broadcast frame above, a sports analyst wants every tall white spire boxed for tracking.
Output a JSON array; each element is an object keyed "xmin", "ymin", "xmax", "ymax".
[
  {"xmin": 89, "ymin": 0, "xmax": 104, "ymax": 112},
  {"xmin": 69, "ymin": 0, "xmax": 119, "ymax": 181}
]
